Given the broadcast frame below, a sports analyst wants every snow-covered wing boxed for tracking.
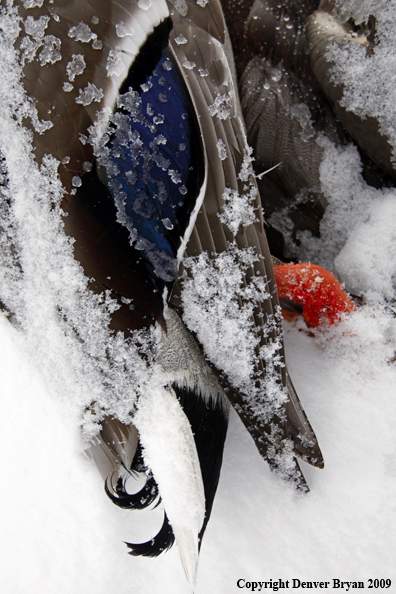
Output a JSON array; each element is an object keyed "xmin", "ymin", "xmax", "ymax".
[
  {"xmin": 167, "ymin": 0, "xmax": 323, "ymax": 485},
  {"xmin": 14, "ymin": 0, "xmax": 169, "ymax": 189}
]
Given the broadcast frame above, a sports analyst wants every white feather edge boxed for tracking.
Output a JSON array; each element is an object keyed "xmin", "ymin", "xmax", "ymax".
[
  {"xmin": 89, "ymin": 0, "xmax": 170, "ymax": 140},
  {"xmin": 134, "ymin": 305, "xmax": 229, "ymax": 589},
  {"xmin": 133, "ymin": 375, "xmax": 205, "ymax": 591}
]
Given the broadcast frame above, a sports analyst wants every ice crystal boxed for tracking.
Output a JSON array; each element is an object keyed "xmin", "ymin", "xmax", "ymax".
[
  {"xmin": 173, "ymin": 0, "xmax": 188, "ymax": 17},
  {"xmin": 219, "ymin": 187, "xmax": 257, "ymax": 236},
  {"xmin": 75, "ymin": 83, "xmax": 103, "ymax": 106},
  {"xmin": 66, "ymin": 54, "xmax": 86, "ymax": 82},
  {"xmin": 198, "ymin": 67, "xmax": 209, "ymax": 77},
  {"xmin": 24, "ymin": 14, "xmax": 49, "ymax": 40},
  {"xmin": 175, "ymin": 34, "xmax": 188, "ymax": 45},
  {"xmin": 92, "ymin": 39, "xmax": 103, "ymax": 50},
  {"xmin": 116, "ymin": 21, "xmax": 134, "ymax": 38},
  {"xmin": 216, "ymin": 138, "xmax": 227, "ymax": 161},
  {"xmin": 208, "ymin": 91, "xmax": 234, "ymax": 120},
  {"xmin": 38, "ymin": 35, "xmax": 61, "ymax": 65},
  {"xmin": 68, "ymin": 22, "xmax": 96, "ymax": 44},
  {"xmin": 22, "ymin": 0, "xmax": 44, "ymax": 7},
  {"xmin": 106, "ymin": 48, "xmax": 125, "ymax": 77}
]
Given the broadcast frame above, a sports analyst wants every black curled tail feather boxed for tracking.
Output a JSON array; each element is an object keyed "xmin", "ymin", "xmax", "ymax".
[
  {"xmin": 125, "ymin": 513, "xmax": 175, "ymax": 557},
  {"xmin": 104, "ymin": 439, "xmax": 175, "ymax": 556},
  {"xmin": 103, "ymin": 388, "xmax": 228, "ymax": 557},
  {"xmin": 105, "ymin": 473, "xmax": 159, "ymax": 510},
  {"xmin": 104, "ymin": 440, "xmax": 160, "ymax": 511}
]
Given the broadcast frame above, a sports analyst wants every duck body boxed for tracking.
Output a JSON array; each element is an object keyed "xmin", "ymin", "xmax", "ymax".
[{"xmin": 4, "ymin": 0, "xmax": 323, "ymax": 586}]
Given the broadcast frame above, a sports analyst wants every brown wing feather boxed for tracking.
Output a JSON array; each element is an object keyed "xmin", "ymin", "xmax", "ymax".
[
  {"xmin": 15, "ymin": 0, "xmax": 169, "ymax": 191},
  {"xmin": 168, "ymin": 0, "xmax": 323, "ymax": 486}
]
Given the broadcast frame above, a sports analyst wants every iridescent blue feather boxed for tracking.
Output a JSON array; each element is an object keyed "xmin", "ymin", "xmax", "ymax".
[{"xmin": 102, "ymin": 49, "xmax": 199, "ymax": 289}]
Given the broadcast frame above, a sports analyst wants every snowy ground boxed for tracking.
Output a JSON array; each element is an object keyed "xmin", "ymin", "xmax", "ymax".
[{"xmin": 1, "ymin": 301, "xmax": 395, "ymax": 594}]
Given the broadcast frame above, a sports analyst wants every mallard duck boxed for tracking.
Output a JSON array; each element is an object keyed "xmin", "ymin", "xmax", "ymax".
[
  {"xmin": 224, "ymin": 0, "xmax": 395, "ymax": 263},
  {"xmin": 7, "ymin": 0, "xmax": 323, "ymax": 588}
]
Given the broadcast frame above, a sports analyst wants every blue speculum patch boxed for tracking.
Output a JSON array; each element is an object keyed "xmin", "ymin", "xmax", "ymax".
[{"xmin": 102, "ymin": 49, "xmax": 199, "ymax": 286}]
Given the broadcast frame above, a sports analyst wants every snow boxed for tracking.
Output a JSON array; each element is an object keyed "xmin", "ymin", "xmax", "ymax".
[
  {"xmin": 1, "ymin": 301, "xmax": 395, "ymax": 593},
  {"xmin": 208, "ymin": 91, "xmax": 234, "ymax": 120},
  {"xmin": 75, "ymin": 82, "xmax": 104, "ymax": 106},
  {"xmin": 0, "ymin": 7, "xmax": 156, "ymax": 442},
  {"xmin": 217, "ymin": 150, "xmax": 259, "ymax": 234},
  {"xmin": 116, "ymin": 21, "xmax": 134, "ymax": 38},
  {"xmin": 329, "ymin": 2, "xmax": 396, "ymax": 163},
  {"xmin": 181, "ymin": 246, "xmax": 272, "ymax": 397},
  {"xmin": 37, "ymin": 34, "xmax": 62, "ymax": 65},
  {"xmin": 335, "ymin": 195, "xmax": 396, "ymax": 302},
  {"xmin": 68, "ymin": 22, "xmax": 97, "ymax": 44},
  {"xmin": 66, "ymin": 54, "xmax": 86, "ymax": 82},
  {"xmin": 23, "ymin": 14, "xmax": 49, "ymax": 40}
]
